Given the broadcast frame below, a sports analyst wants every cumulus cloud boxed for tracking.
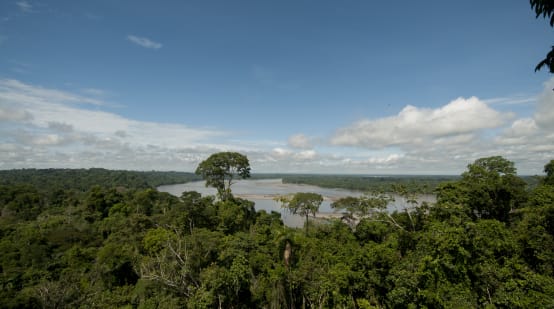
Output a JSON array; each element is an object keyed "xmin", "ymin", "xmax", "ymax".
[
  {"xmin": 535, "ymin": 78, "xmax": 554, "ymax": 130},
  {"xmin": 366, "ymin": 153, "xmax": 403, "ymax": 165},
  {"xmin": 48, "ymin": 121, "xmax": 74, "ymax": 133},
  {"xmin": 332, "ymin": 97, "xmax": 511, "ymax": 149},
  {"xmin": 1, "ymin": 77, "xmax": 553, "ymax": 175},
  {"xmin": 245, "ymin": 149, "xmax": 414, "ymax": 174},
  {"xmin": 0, "ymin": 105, "xmax": 32, "ymax": 122},
  {"xmin": 127, "ymin": 35, "xmax": 162, "ymax": 49},
  {"xmin": 494, "ymin": 78, "xmax": 554, "ymax": 155},
  {"xmin": 326, "ymin": 83, "xmax": 554, "ymax": 174},
  {"xmin": 495, "ymin": 118, "xmax": 538, "ymax": 146},
  {"xmin": 15, "ymin": 131, "xmax": 64, "ymax": 146},
  {"xmin": 272, "ymin": 147, "xmax": 292, "ymax": 158},
  {"xmin": 480, "ymin": 80, "xmax": 554, "ymax": 174},
  {"xmin": 288, "ymin": 134, "xmax": 312, "ymax": 149},
  {"xmin": 297, "ymin": 150, "xmax": 317, "ymax": 160},
  {"xmin": 270, "ymin": 148, "xmax": 316, "ymax": 161}
]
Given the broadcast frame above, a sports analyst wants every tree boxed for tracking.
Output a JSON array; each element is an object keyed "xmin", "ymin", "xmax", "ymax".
[
  {"xmin": 195, "ymin": 152, "xmax": 251, "ymax": 201},
  {"xmin": 332, "ymin": 196, "xmax": 368, "ymax": 219},
  {"xmin": 460, "ymin": 156, "xmax": 527, "ymax": 222},
  {"xmin": 544, "ymin": 159, "xmax": 554, "ymax": 185},
  {"xmin": 277, "ymin": 192, "xmax": 323, "ymax": 230},
  {"xmin": 331, "ymin": 194, "xmax": 389, "ymax": 227},
  {"xmin": 332, "ymin": 194, "xmax": 408, "ymax": 231},
  {"xmin": 531, "ymin": 0, "xmax": 554, "ymax": 72}
]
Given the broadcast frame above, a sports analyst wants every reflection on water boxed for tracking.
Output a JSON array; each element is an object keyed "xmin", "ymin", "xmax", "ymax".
[{"xmin": 158, "ymin": 179, "xmax": 435, "ymax": 228}]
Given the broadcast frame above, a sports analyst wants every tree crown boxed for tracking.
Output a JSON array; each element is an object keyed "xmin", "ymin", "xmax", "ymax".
[{"xmin": 195, "ymin": 152, "xmax": 251, "ymax": 200}]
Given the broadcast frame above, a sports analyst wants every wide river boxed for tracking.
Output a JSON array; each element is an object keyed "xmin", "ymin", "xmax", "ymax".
[{"xmin": 158, "ymin": 179, "xmax": 435, "ymax": 227}]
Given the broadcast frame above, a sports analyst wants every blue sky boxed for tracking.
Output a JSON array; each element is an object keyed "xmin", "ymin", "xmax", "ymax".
[{"xmin": 1, "ymin": 0, "xmax": 553, "ymax": 174}]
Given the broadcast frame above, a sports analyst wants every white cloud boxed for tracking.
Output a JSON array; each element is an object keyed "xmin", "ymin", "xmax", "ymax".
[
  {"xmin": 535, "ymin": 78, "xmax": 554, "ymax": 130},
  {"xmin": 272, "ymin": 147, "xmax": 292, "ymax": 158},
  {"xmin": 21, "ymin": 133, "xmax": 63, "ymax": 146},
  {"xmin": 296, "ymin": 150, "xmax": 317, "ymax": 160},
  {"xmin": 0, "ymin": 79, "xmax": 106, "ymax": 106},
  {"xmin": 325, "ymin": 83, "xmax": 554, "ymax": 174},
  {"xmin": 127, "ymin": 35, "xmax": 162, "ymax": 49},
  {"xmin": 484, "ymin": 96, "xmax": 536, "ymax": 106},
  {"xmin": 331, "ymin": 97, "xmax": 511, "ymax": 148},
  {"xmin": 0, "ymin": 79, "xmax": 236, "ymax": 170},
  {"xmin": 432, "ymin": 133, "xmax": 475, "ymax": 146},
  {"xmin": 48, "ymin": 121, "xmax": 74, "ymax": 132},
  {"xmin": 0, "ymin": 104, "xmax": 32, "ymax": 122},
  {"xmin": 0, "ymin": 85, "xmax": 225, "ymax": 148},
  {"xmin": 16, "ymin": 1, "xmax": 32, "ymax": 12},
  {"xmin": 288, "ymin": 133, "xmax": 312, "ymax": 149},
  {"xmin": 365, "ymin": 153, "xmax": 403, "ymax": 165},
  {"xmin": 495, "ymin": 118, "xmax": 538, "ymax": 146},
  {"xmin": 493, "ymin": 78, "xmax": 554, "ymax": 153},
  {"xmin": 269, "ymin": 147, "xmax": 317, "ymax": 161},
  {"xmin": 0, "ymin": 78, "xmax": 552, "ymax": 175}
]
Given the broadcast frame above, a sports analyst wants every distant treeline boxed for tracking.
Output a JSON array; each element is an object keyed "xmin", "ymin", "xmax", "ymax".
[
  {"xmin": 281, "ymin": 174, "xmax": 458, "ymax": 193},
  {"xmin": 281, "ymin": 174, "xmax": 541, "ymax": 194},
  {"xmin": 0, "ymin": 169, "xmax": 541, "ymax": 195},
  {"xmin": 0, "ymin": 168, "xmax": 201, "ymax": 192}
]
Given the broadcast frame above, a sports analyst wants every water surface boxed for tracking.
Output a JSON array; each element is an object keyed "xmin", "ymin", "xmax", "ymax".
[{"xmin": 158, "ymin": 179, "xmax": 435, "ymax": 227}]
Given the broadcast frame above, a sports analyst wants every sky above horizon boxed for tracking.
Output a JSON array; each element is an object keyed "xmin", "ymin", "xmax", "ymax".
[{"xmin": 1, "ymin": 0, "xmax": 553, "ymax": 175}]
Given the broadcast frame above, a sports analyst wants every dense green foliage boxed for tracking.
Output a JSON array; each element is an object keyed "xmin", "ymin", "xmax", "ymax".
[
  {"xmin": 277, "ymin": 192, "xmax": 323, "ymax": 231},
  {"xmin": 545, "ymin": 159, "xmax": 554, "ymax": 185},
  {"xmin": 282, "ymin": 174, "xmax": 540, "ymax": 194},
  {"xmin": 195, "ymin": 152, "xmax": 251, "ymax": 201},
  {"xmin": 1, "ymin": 156, "xmax": 554, "ymax": 308},
  {"xmin": 283, "ymin": 174, "xmax": 459, "ymax": 194},
  {"xmin": 531, "ymin": 0, "xmax": 554, "ymax": 72},
  {"xmin": 0, "ymin": 168, "xmax": 200, "ymax": 192}
]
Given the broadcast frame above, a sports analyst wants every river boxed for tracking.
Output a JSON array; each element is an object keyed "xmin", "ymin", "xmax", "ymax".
[{"xmin": 158, "ymin": 179, "xmax": 435, "ymax": 227}]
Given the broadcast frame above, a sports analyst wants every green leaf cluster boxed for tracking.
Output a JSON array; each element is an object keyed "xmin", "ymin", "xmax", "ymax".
[
  {"xmin": 1, "ymin": 155, "xmax": 554, "ymax": 308},
  {"xmin": 195, "ymin": 152, "xmax": 251, "ymax": 201}
]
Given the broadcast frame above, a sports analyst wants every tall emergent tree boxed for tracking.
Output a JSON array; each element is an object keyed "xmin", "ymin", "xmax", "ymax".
[
  {"xmin": 544, "ymin": 159, "xmax": 554, "ymax": 185},
  {"xmin": 277, "ymin": 192, "xmax": 323, "ymax": 230},
  {"xmin": 531, "ymin": 0, "xmax": 554, "ymax": 72},
  {"xmin": 195, "ymin": 152, "xmax": 251, "ymax": 200},
  {"xmin": 460, "ymin": 156, "xmax": 527, "ymax": 222}
]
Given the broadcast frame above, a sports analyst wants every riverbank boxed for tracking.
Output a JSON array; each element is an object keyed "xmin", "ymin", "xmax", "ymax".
[
  {"xmin": 235, "ymin": 193, "xmax": 342, "ymax": 202},
  {"xmin": 158, "ymin": 179, "xmax": 435, "ymax": 227}
]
